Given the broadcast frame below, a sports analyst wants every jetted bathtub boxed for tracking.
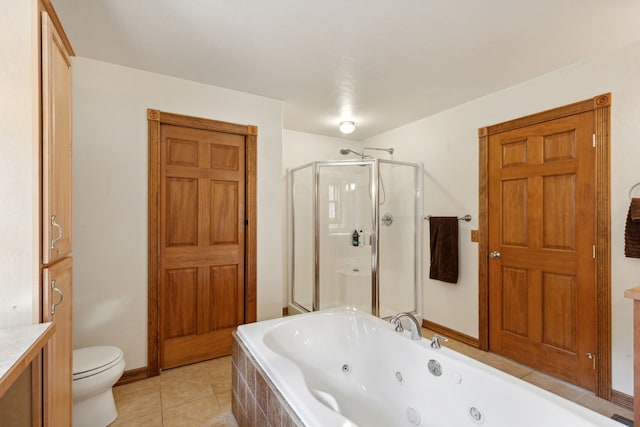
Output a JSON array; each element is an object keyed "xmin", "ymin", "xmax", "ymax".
[{"xmin": 235, "ymin": 307, "xmax": 619, "ymax": 427}]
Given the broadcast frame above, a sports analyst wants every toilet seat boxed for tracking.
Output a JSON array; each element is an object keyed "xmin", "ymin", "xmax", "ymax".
[{"xmin": 73, "ymin": 346, "xmax": 124, "ymax": 380}]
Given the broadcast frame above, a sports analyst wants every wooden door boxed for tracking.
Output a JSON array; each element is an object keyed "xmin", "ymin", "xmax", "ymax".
[
  {"xmin": 42, "ymin": 11, "xmax": 73, "ymax": 265},
  {"xmin": 42, "ymin": 257, "xmax": 73, "ymax": 427},
  {"xmin": 159, "ymin": 124, "xmax": 246, "ymax": 369},
  {"xmin": 488, "ymin": 111, "xmax": 596, "ymax": 391}
]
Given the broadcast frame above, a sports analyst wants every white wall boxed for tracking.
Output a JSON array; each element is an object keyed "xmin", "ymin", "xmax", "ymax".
[
  {"xmin": 282, "ymin": 129, "xmax": 362, "ymax": 170},
  {"xmin": 72, "ymin": 57, "xmax": 284, "ymax": 369},
  {"xmin": 0, "ymin": 0, "xmax": 39, "ymax": 328},
  {"xmin": 365, "ymin": 41, "xmax": 640, "ymax": 395}
]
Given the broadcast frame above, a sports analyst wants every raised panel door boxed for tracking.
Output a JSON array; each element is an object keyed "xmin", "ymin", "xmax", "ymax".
[
  {"xmin": 159, "ymin": 125, "xmax": 246, "ymax": 369},
  {"xmin": 488, "ymin": 111, "xmax": 596, "ymax": 391},
  {"xmin": 42, "ymin": 257, "xmax": 73, "ymax": 427},
  {"xmin": 42, "ymin": 11, "xmax": 72, "ymax": 265}
]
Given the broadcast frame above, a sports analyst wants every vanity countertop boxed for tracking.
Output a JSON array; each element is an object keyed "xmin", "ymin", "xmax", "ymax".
[{"xmin": 0, "ymin": 322, "xmax": 55, "ymax": 399}]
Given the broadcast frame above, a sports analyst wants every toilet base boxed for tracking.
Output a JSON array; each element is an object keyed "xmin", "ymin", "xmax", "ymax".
[{"xmin": 73, "ymin": 388, "xmax": 118, "ymax": 427}]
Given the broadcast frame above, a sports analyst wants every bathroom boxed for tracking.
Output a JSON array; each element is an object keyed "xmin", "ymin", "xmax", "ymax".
[{"xmin": 2, "ymin": 1, "xmax": 640, "ymax": 425}]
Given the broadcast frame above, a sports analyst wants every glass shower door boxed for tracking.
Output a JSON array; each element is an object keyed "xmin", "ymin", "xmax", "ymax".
[
  {"xmin": 290, "ymin": 164, "xmax": 314, "ymax": 312},
  {"xmin": 317, "ymin": 162, "xmax": 374, "ymax": 312},
  {"xmin": 378, "ymin": 160, "xmax": 422, "ymax": 318}
]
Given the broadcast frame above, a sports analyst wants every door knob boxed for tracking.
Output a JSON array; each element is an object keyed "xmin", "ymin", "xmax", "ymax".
[{"xmin": 489, "ymin": 251, "xmax": 501, "ymax": 259}]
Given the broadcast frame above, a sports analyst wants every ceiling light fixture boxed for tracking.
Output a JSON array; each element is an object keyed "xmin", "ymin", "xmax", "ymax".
[{"xmin": 339, "ymin": 121, "xmax": 355, "ymax": 134}]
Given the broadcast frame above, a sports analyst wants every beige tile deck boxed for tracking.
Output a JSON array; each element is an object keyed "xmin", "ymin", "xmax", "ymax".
[{"xmin": 109, "ymin": 333, "xmax": 632, "ymax": 426}]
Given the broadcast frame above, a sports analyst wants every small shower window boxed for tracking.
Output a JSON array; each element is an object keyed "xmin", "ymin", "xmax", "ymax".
[{"xmin": 328, "ymin": 184, "xmax": 341, "ymax": 225}]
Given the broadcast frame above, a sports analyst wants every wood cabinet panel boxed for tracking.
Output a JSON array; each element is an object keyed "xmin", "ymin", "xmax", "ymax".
[
  {"xmin": 542, "ymin": 174, "xmax": 576, "ymax": 250},
  {"xmin": 501, "ymin": 179, "xmax": 528, "ymax": 246},
  {"xmin": 163, "ymin": 268, "xmax": 198, "ymax": 340},
  {"xmin": 542, "ymin": 272, "xmax": 577, "ymax": 352},
  {"xmin": 209, "ymin": 265, "xmax": 240, "ymax": 330},
  {"xmin": 501, "ymin": 266, "xmax": 528, "ymax": 337},
  {"xmin": 42, "ymin": 11, "xmax": 73, "ymax": 265},
  {"xmin": 166, "ymin": 177, "xmax": 199, "ymax": 246},
  {"xmin": 42, "ymin": 258, "xmax": 72, "ymax": 427},
  {"xmin": 210, "ymin": 181, "xmax": 238, "ymax": 244},
  {"xmin": 543, "ymin": 130, "xmax": 576, "ymax": 162}
]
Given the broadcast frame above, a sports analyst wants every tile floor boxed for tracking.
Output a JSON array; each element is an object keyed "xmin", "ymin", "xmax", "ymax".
[
  {"xmin": 109, "ymin": 356, "xmax": 237, "ymax": 427},
  {"xmin": 109, "ymin": 328, "xmax": 633, "ymax": 426}
]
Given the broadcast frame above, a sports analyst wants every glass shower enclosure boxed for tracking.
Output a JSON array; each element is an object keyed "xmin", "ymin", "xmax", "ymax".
[{"xmin": 288, "ymin": 158, "xmax": 423, "ymax": 318}]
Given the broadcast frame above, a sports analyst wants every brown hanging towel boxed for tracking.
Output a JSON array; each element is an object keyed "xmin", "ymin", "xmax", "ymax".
[
  {"xmin": 630, "ymin": 197, "xmax": 640, "ymax": 221},
  {"xmin": 625, "ymin": 198, "xmax": 640, "ymax": 258},
  {"xmin": 429, "ymin": 216, "xmax": 459, "ymax": 283}
]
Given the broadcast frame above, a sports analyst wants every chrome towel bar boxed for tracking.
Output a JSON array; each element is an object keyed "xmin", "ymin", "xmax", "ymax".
[{"xmin": 424, "ymin": 214, "xmax": 472, "ymax": 222}]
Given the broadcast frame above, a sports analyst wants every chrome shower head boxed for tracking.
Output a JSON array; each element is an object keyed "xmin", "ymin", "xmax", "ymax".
[{"xmin": 340, "ymin": 148, "xmax": 362, "ymax": 157}]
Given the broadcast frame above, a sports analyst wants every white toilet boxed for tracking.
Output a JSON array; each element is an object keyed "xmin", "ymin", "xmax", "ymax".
[{"xmin": 72, "ymin": 346, "xmax": 126, "ymax": 427}]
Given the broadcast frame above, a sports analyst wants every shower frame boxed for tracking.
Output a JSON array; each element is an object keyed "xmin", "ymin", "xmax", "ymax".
[{"xmin": 288, "ymin": 158, "xmax": 423, "ymax": 317}]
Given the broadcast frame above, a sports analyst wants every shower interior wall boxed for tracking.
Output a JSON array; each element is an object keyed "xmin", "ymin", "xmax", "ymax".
[{"xmin": 318, "ymin": 164, "xmax": 372, "ymax": 312}]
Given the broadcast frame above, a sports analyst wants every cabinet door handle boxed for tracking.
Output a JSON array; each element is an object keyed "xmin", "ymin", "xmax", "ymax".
[
  {"xmin": 50, "ymin": 215, "xmax": 63, "ymax": 249},
  {"xmin": 50, "ymin": 279, "xmax": 64, "ymax": 315}
]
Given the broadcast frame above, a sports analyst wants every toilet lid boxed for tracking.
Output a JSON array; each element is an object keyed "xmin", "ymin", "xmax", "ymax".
[{"xmin": 73, "ymin": 346, "xmax": 123, "ymax": 379}]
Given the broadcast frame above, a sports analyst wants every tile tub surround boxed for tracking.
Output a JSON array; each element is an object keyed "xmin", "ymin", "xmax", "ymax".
[{"xmin": 232, "ymin": 333, "xmax": 302, "ymax": 427}]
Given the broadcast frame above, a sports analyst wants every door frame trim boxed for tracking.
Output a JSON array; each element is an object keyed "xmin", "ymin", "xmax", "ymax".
[
  {"xmin": 146, "ymin": 109, "xmax": 257, "ymax": 376},
  {"xmin": 478, "ymin": 93, "xmax": 611, "ymax": 398}
]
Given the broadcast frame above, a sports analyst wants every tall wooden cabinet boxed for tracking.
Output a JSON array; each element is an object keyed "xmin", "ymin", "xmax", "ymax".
[
  {"xmin": 40, "ymin": 4, "xmax": 74, "ymax": 426},
  {"xmin": 42, "ymin": 9, "xmax": 73, "ymax": 267},
  {"xmin": 42, "ymin": 259, "xmax": 72, "ymax": 426}
]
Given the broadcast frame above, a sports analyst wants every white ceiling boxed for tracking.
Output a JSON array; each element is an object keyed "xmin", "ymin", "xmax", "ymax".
[{"xmin": 53, "ymin": 0, "xmax": 640, "ymax": 140}]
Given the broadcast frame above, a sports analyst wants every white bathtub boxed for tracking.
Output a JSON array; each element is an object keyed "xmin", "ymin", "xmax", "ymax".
[{"xmin": 236, "ymin": 307, "xmax": 620, "ymax": 427}]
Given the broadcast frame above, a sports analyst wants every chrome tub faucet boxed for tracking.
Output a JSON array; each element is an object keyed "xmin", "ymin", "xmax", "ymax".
[
  {"xmin": 389, "ymin": 312, "xmax": 422, "ymax": 340},
  {"xmin": 430, "ymin": 334, "xmax": 449, "ymax": 349}
]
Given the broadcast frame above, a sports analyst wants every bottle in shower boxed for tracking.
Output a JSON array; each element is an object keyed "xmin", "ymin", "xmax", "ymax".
[{"xmin": 352, "ymin": 230, "xmax": 359, "ymax": 247}]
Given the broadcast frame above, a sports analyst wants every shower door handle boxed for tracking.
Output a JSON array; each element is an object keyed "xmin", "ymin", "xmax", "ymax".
[{"xmin": 489, "ymin": 251, "xmax": 501, "ymax": 259}]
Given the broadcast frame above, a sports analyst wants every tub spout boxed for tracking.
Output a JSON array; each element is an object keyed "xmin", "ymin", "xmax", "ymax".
[{"xmin": 389, "ymin": 312, "xmax": 422, "ymax": 340}]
